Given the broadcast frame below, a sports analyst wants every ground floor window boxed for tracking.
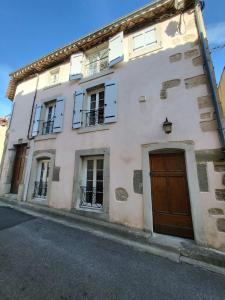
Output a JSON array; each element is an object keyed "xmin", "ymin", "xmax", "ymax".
[
  {"xmin": 33, "ymin": 159, "xmax": 50, "ymax": 199},
  {"xmin": 80, "ymin": 156, "xmax": 104, "ymax": 209}
]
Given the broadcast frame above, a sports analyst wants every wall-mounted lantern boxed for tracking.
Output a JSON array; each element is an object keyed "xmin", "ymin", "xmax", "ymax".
[{"xmin": 163, "ymin": 118, "xmax": 172, "ymax": 134}]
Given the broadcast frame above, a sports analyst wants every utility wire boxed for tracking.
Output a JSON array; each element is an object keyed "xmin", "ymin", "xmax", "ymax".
[{"xmin": 210, "ymin": 43, "xmax": 225, "ymax": 53}]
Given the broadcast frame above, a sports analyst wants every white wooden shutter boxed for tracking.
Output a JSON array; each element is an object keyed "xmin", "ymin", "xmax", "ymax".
[
  {"xmin": 72, "ymin": 90, "xmax": 85, "ymax": 129},
  {"xmin": 133, "ymin": 32, "xmax": 145, "ymax": 51},
  {"xmin": 104, "ymin": 81, "xmax": 117, "ymax": 124},
  {"xmin": 53, "ymin": 97, "xmax": 64, "ymax": 133},
  {"xmin": 145, "ymin": 27, "xmax": 157, "ymax": 46},
  {"xmin": 70, "ymin": 52, "xmax": 84, "ymax": 80},
  {"xmin": 108, "ymin": 32, "xmax": 124, "ymax": 67},
  {"xmin": 32, "ymin": 104, "xmax": 42, "ymax": 137}
]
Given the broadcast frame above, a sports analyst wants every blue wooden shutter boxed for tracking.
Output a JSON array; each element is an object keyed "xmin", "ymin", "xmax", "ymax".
[
  {"xmin": 70, "ymin": 53, "xmax": 84, "ymax": 80},
  {"xmin": 72, "ymin": 90, "xmax": 85, "ymax": 129},
  {"xmin": 32, "ymin": 104, "xmax": 42, "ymax": 136},
  {"xmin": 108, "ymin": 32, "xmax": 124, "ymax": 67},
  {"xmin": 104, "ymin": 81, "xmax": 117, "ymax": 124},
  {"xmin": 53, "ymin": 97, "xmax": 64, "ymax": 133}
]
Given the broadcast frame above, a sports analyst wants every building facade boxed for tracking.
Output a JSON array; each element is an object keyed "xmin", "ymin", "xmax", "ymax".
[
  {"xmin": 0, "ymin": 118, "xmax": 8, "ymax": 165},
  {"xmin": 218, "ymin": 67, "xmax": 225, "ymax": 117},
  {"xmin": 1, "ymin": 0, "xmax": 225, "ymax": 251}
]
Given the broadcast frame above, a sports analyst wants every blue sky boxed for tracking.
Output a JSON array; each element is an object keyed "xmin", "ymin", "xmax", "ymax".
[{"xmin": 0, "ymin": 0, "xmax": 225, "ymax": 117}]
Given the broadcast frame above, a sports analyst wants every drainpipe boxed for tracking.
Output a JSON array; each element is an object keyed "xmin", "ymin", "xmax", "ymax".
[
  {"xmin": 27, "ymin": 73, "xmax": 39, "ymax": 140},
  {"xmin": 22, "ymin": 73, "xmax": 39, "ymax": 201},
  {"xmin": 194, "ymin": 0, "xmax": 225, "ymax": 150}
]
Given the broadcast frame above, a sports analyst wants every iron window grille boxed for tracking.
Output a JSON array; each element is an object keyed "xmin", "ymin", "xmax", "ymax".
[
  {"xmin": 42, "ymin": 120, "xmax": 54, "ymax": 135},
  {"xmin": 80, "ymin": 186, "xmax": 103, "ymax": 209},
  {"xmin": 33, "ymin": 181, "xmax": 48, "ymax": 198},
  {"xmin": 82, "ymin": 108, "xmax": 104, "ymax": 127},
  {"xmin": 85, "ymin": 52, "xmax": 109, "ymax": 77}
]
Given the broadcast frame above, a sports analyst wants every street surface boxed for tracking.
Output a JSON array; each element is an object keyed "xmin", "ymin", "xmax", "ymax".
[{"xmin": 0, "ymin": 206, "xmax": 225, "ymax": 300}]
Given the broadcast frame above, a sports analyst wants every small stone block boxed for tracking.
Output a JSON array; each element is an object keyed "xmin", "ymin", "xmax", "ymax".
[
  {"xmin": 169, "ymin": 53, "xmax": 182, "ymax": 63},
  {"xmin": 197, "ymin": 163, "xmax": 208, "ymax": 192},
  {"xmin": 160, "ymin": 89, "xmax": 167, "ymax": 99},
  {"xmin": 52, "ymin": 166, "xmax": 60, "ymax": 182},
  {"xmin": 215, "ymin": 189, "xmax": 225, "ymax": 201},
  {"xmin": 133, "ymin": 170, "xmax": 143, "ymax": 194},
  {"xmin": 184, "ymin": 49, "xmax": 199, "ymax": 59},
  {"xmin": 217, "ymin": 218, "xmax": 225, "ymax": 232},
  {"xmin": 185, "ymin": 74, "xmax": 207, "ymax": 89},
  {"xmin": 115, "ymin": 188, "xmax": 128, "ymax": 201},
  {"xmin": 208, "ymin": 208, "xmax": 224, "ymax": 216}
]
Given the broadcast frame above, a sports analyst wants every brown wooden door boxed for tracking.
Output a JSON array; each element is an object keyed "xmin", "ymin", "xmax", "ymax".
[
  {"xmin": 150, "ymin": 152, "xmax": 194, "ymax": 239},
  {"xmin": 11, "ymin": 144, "xmax": 27, "ymax": 194}
]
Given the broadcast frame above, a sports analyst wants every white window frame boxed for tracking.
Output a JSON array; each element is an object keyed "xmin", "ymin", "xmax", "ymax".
[
  {"xmin": 49, "ymin": 67, "xmax": 60, "ymax": 86},
  {"xmin": 82, "ymin": 87, "xmax": 105, "ymax": 127},
  {"xmin": 80, "ymin": 155, "xmax": 104, "ymax": 210},
  {"xmin": 129, "ymin": 25, "xmax": 161, "ymax": 59},
  {"xmin": 84, "ymin": 43, "xmax": 109, "ymax": 77},
  {"xmin": 42, "ymin": 100, "xmax": 56, "ymax": 135}
]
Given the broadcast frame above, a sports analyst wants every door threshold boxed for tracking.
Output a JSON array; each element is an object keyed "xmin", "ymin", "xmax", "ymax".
[{"xmin": 149, "ymin": 233, "xmax": 196, "ymax": 253}]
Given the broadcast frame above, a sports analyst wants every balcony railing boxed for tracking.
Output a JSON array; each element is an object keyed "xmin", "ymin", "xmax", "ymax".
[
  {"xmin": 80, "ymin": 186, "xmax": 103, "ymax": 209},
  {"xmin": 42, "ymin": 120, "xmax": 54, "ymax": 135},
  {"xmin": 33, "ymin": 181, "xmax": 48, "ymax": 198},
  {"xmin": 84, "ymin": 55, "xmax": 109, "ymax": 77},
  {"xmin": 82, "ymin": 108, "xmax": 104, "ymax": 127}
]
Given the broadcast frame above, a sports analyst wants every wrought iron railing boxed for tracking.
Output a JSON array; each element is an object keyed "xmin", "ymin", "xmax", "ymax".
[
  {"xmin": 84, "ymin": 55, "xmax": 109, "ymax": 77},
  {"xmin": 80, "ymin": 186, "xmax": 103, "ymax": 209},
  {"xmin": 33, "ymin": 181, "xmax": 48, "ymax": 198},
  {"xmin": 42, "ymin": 120, "xmax": 54, "ymax": 135},
  {"xmin": 83, "ymin": 108, "xmax": 104, "ymax": 127}
]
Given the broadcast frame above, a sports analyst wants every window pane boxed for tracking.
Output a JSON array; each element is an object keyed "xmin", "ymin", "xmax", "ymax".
[
  {"xmin": 97, "ymin": 159, "xmax": 104, "ymax": 170},
  {"xmin": 87, "ymin": 160, "xmax": 94, "ymax": 170},
  {"xmin": 133, "ymin": 33, "xmax": 145, "ymax": 51},
  {"xmin": 97, "ymin": 170, "xmax": 103, "ymax": 181},
  {"xmin": 96, "ymin": 181, "xmax": 103, "ymax": 192}
]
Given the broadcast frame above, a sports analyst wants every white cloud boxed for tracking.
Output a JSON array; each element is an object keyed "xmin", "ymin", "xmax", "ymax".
[
  {"xmin": 0, "ymin": 64, "xmax": 12, "ymax": 117},
  {"xmin": 206, "ymin": 22, "xmax": 225, "ymax": 45}
]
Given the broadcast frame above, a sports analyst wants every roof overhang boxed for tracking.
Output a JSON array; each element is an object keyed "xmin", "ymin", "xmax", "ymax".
[{"xmin": 7, "ymin": 0, "xmax": 195, "ymax": 100}]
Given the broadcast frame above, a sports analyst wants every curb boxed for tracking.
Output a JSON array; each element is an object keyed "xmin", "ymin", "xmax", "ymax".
[{"xmin": 0, "ymin": 197, "xmax": 225, "ymax": 276}]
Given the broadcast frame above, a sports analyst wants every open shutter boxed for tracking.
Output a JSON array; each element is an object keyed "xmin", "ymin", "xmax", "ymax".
[
  {"xmin": 72, "ymin": 90, "xmax": 85, "ymax": 129},
  {"xmin": 108, "ymin": 32, "xmax": 124, "ymax": 67},
  {"xmin": 32, "ymin": 104, "xmax": 42, "ymax": 137},
  {"xmin": 53, "ymin": 97, "xmax": 64, "ymax": 133},
  {"xmin": 70, "ymin": 52, "xmax": 84, "ymax": 80},
  {"xmin": 104, "ymin": 81, "xmax": 117, "ymax": 124}
]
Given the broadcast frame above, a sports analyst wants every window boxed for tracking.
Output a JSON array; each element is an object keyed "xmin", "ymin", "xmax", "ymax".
[
  {"xmin": 33, "ymin": 159, "xmax": 50, "ymax": 199},
  {"xmin": 133, "ymin": 27, "xmax": 157, "ymax": 51},
  {"xmin": 85, "ymin": 48, "xmax": 109, "ymax": 77},
  {"xmin": 49, "ymin": 68, "xmax": 59, "ymax": 85},
  {"xmin": 83, "ymin": 88, "xmax": 105, "ymax": 127},
  {"xmin": 80, "ymin": 156, "xmax": 104, "ymax": 210},
  {"xmin": 42, "ymin": 101, "xmax": 55, "ymax": 135}
]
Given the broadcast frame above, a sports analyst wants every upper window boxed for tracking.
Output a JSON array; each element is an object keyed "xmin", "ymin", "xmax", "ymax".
[
  {"xmin": 130, "ymin": 26, "xmax": 160, "ymax": 58},
  {"xmin": 83, "ymin": 88, "xmax": 105, "ymax": 127},
  {"xmin": 49, "ymin": 68, "xmax": 59, "ymax": 86},
  {"xmin": 42, "ymin": 101, "xmax": 55, "ymax": 135},
  {"xmin": 85, "ymin": 48, "xmax": 109, "ymax": 77}
]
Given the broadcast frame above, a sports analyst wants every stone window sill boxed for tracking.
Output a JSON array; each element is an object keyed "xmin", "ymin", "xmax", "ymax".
[
  {"xmin": 30, "ymin": 198, "xmax": 48, "ymax": 205},
  {"xmin": 35, "ymin": 133, "xmax": 57, "ymax": 141},
  {"xmin": 79, "ymin": 69, "xmax": 114, "ymax": 84},
  {"xmin": 129, "ymin": 44, "xmax": 162, "ymax": 60},
  {"xmin": 76, "ymin": 124, "xmax": 109, "ymax": 134},
  {"xmin": 43, "ymin": 83, "xmax": 62, "ymax": 91}
]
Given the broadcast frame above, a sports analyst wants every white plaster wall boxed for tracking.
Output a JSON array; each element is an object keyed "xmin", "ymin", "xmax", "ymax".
[{"xmin": 2, "ymin": 11, "xmax": 224, "ymax": 248}]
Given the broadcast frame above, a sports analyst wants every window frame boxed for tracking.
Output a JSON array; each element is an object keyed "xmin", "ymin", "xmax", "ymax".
[{"xmin": 48, "ymin": 67, "xmax": 60, "ymax": 86}]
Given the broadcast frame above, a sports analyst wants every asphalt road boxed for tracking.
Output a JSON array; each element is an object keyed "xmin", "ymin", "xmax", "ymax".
[{"xmin": 0, "ymin": 206, "xmax": 225, "ymax": 300}]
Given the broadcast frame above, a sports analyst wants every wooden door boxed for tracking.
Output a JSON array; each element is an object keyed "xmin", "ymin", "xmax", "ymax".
[
  {"xmin": 150, "ymin": 152, "xmax": 194, "ymax": 239},
  {"xmin": 10, "ymin": 144, "xmax": 27, "ymax": 194}
]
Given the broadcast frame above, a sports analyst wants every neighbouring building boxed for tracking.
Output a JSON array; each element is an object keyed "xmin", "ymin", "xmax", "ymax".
[
  {"xmin": 218, "ymin": 67, "xmax": 225, "ymax": 117},
  {"xmin": 0, "ymin": 118, "xmax": 8, "ymax": 165},
  {"xmin": 1, "ymin": 0, "xmax": 225, "ymax": 251}
]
